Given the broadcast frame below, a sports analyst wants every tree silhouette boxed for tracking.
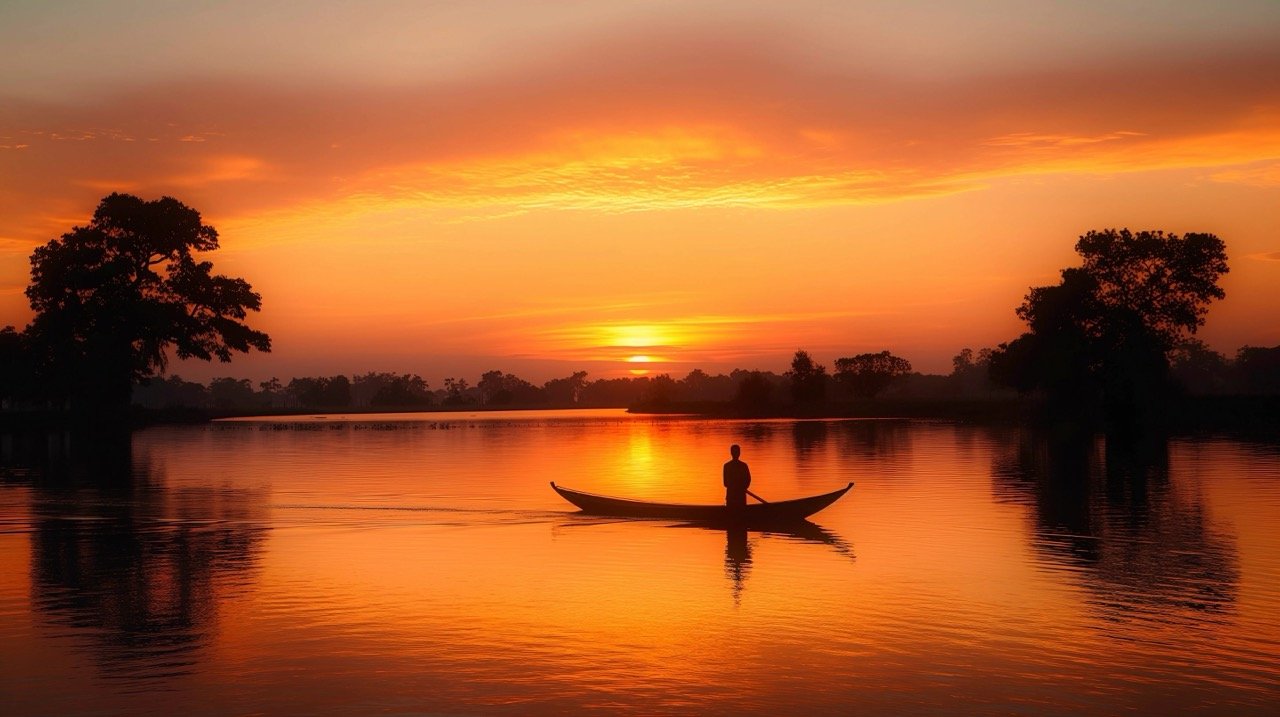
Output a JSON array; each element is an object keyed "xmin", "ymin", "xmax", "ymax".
[
  {"xmin": 990, "ymin": 229, "xmax": 1227, "ymax": 421},
  {"xmin": 640, "ymin": 373, "xmax": 678, "ymax": 405},
  {"xmin": 477, "ymin": 370, "xmax": 542, "ymax": 405},
  {"xmin": 949, "ymin": 347, "xmax": 996, "ymax": 397},
  {"xmin": 286, "ymin": 375, "xmax": 351, "ymax": 408},
  {"xmin": 1168, "ymin": 340, "xmax": 1230, "ymax": 395},
  {"xmin": 209, "ymin": 377, "xmax": 258, "ymax": 409},
  {"xmin": 834, "ymin": 350, "xmax": 913, "ymax": 399},
  {"xmin": 787, "ymin": 350, "xmax": 828, "ymax": 404},
  {"xmin": 132, "ymin": 374, "xmax": 211, "ymax": 409},
  {"xmin": 322, "ymin": 375, "xmax": 352, "ymax": 406},
  {"xmin": 543, "ymin": 371, "xmax": 588, "ymax": 405},
  {"xmin": 1072, "ymin": 229, "xmax": 1227, "ymax": 347},
  {"xmin": 258, "ymin": 377, "xmax": 284, "ymax": 407},
  {"xmin": 370, "ymin": 373, "xmax": 432, "ymax": 407},
  {"xmin": 25, "ymin": 194, "xmax": 270, "ymax": 411},
  {"xmin": 1234, "ymin": 345, "xmax": 1280, "ymax": 394},
  {"xmin": 733, "ymin": 370, "xmax": 774, "ymax": 409},
  {"xmin": 0, "ymin": 326, "xmax": 36, "ymax": 406},
  {"xmin": 442, "ymin": 377, "xmax": 472, "ymax": 405}
]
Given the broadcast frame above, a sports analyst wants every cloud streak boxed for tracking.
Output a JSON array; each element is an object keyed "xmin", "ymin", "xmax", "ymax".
[{"xmin": 3, "ymin": 31, "xmax": 1279, "ymax": 242}]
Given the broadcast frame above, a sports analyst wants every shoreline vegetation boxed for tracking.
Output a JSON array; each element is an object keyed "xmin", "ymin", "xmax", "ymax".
[
  {"xmin": 632, "ymin": 394, "xmax": 1280, "ymax": 434},
  {"xmin": 4, "ymin": 394, "xmax": 1278, "ymax": 437},
  {"xmin": 2, "ymin": 197, "xmax": 1277, "ymax": 440}
]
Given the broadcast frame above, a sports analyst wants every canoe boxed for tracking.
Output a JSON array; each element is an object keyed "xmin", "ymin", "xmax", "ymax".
[{"xmin": 550, "ymin": 481, "xmax": 853, "ymax": 523}]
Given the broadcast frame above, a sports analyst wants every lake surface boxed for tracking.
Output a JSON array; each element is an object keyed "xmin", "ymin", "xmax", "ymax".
[{"xmin": 2, "ymin": 410, "xmax": 1279, "ymax": 715}]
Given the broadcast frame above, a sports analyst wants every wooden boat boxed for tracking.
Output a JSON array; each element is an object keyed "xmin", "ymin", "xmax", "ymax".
[{"xmin": 550, "ymin": 481, "xmax": 853, "ymax": 523}]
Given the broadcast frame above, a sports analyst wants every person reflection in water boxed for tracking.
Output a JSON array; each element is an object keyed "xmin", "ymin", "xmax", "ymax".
[{"xmin": 723, "ymin": 444, "xmax": 752, "ymax": 510}]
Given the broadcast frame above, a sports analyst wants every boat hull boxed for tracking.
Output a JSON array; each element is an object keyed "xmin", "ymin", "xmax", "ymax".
[{"xmin": 550, "ymin": 481, "xmax": 853, "ymax": 523}]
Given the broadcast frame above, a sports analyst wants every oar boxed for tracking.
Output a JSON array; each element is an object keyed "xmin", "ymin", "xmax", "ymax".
[{"xmin": 746, "ymin": 489, "xmax": 768, "ymax": 504}]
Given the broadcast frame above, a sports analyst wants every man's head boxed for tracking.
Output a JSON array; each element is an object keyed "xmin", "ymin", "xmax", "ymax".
[{"xmin": 729, "ymin": 444, "xmax": 741, "ymax": 459}]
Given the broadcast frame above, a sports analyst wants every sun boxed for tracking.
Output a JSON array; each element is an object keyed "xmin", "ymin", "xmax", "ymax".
[
  {"xmin": 609, "ymin": 325, "xmax": 671, "ymax": 348},
  {"xmin": 628, "ymin": 354, "xmax": 653, "ymax": 375},
  {"xmin": 566, "ymin": 322, "xmax": 685, "ymax": 374}
]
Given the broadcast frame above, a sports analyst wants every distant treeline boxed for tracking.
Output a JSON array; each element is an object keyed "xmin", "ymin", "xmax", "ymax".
[
  {"xmin": 130, "ymin": 367, "xmax": 774, "ymax": 412},
  {"xmin": 123, "ymin": 341, "xmax": 1279, "ymax": 415},
  {"xmin": 3, "ymin": 197, "xmax": 1278, "ymax": 430}
]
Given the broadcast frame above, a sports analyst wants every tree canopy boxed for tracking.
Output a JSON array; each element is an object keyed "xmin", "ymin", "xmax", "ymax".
[
  {"xmin": 787, "ymin": 350, "xmax": 828, "ymax": 404},
  {"xmin": 24, "ymin": 193, "xmax": 270, "ymax": 409},
  {"xmin": 990, "ymin": 229, "xmax": 1228, "ymax": 419},
  {"xmin": 734, "ymin": 370, "xmax": 775, "ymax": 409},
  {"xmin": 1235, "ymin": 345, "xmax": 1280, "ymax": 395},
  {"xmin": 834, "ymin": 351, "xmax": 913, "ymax": 399},
  {"xmin": 1070, "ymin": 229, "xmax": 1228, "ymax": 347}
]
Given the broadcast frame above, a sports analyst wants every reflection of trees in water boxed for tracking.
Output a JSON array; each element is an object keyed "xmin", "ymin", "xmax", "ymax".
[
  {"xmin": 19, "ymin": 430, "xmax": 267, "ymax": 680},
  {"xmin": 791, "ymin": 420, "xmax": 828, "ymax": 463},
  {"xmin": 1231, "ymin": 436, "xmax": 1280, "ymax": 465},
  {"xmin": 833, "ymin": 420, "xmax": 913, "ymax": 461},
  {"xmin": 735, "ymin": 421, "xmax": 777, "ymax": 445},
  {"xmin": 991, "ymin": 430, "xmax": 1239, "ymax": 622}
]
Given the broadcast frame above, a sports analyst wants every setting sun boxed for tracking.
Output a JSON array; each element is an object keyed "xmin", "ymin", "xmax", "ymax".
[
  {"xmin": 627, "ymin": 354, "xmax": 656, "ymax": 375},
  {"xmin": 608, "ymin": 326, "xmax": 674, "ymax": 350}
]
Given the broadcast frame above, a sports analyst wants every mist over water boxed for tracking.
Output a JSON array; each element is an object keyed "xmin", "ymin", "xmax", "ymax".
[{"xmin": 2, "ymin": 410, "xmax": 1278, "ymax": 715}]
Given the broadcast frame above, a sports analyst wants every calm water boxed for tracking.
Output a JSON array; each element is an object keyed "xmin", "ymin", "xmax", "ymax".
[{"xmin": 2, "ymin": 410, "xmax": 1279, "ymax": 716}]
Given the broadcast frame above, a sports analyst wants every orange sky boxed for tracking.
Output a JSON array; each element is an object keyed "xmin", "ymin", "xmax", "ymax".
[{"xmin": 2, "ymin": 1, "xmax": 1279, "ymax": 382}]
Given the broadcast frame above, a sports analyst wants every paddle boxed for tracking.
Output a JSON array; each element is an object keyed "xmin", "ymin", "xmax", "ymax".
[{"xmin": 746, "ymin": 489, "xmax": 768, "ymax": 504}]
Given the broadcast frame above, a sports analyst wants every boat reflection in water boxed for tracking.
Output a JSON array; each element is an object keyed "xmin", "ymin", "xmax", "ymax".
[
  {"xmin": 713, "ymin": 522, "xmax": 855, "ymax": 604},
  {"xmin": 559, "ymin": 515, "xmax": 855, "ymax": 604}
]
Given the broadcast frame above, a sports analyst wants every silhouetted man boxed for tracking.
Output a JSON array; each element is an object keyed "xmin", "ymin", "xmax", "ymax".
[{"xmin": 723, "ymin": 444, "xmax": 752, "ymax": 510}]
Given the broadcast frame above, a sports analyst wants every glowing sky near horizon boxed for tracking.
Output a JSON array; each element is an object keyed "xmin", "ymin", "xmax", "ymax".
[{"xmin": 2, "ymin": 0, "xmax": 1279, "ymax": 383}]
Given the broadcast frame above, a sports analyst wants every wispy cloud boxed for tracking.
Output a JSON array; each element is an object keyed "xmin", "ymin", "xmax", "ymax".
[
  {"xmin": 2, "ymin": 36, "xmax": 1278, "ymax": 242},
  {"xmin": 983, "ymin": 131, "xmax": 1146, "ymax": 148},
  {"xmin": 1211, "ymin": 161, "xmax": 1280, "ymax": 187}
]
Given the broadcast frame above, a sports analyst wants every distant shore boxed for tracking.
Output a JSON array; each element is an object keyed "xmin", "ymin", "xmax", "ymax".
[
  {"xmin": 628, "ymin": 395, "xmax": 1280, "ymax": 436},
  {"xmin": 627, "ymin": 397, "xmax": 1029, "ymax": 421},
  {"xmin": 0, "ymin": 402, "xmax": 590, "ymax": 430},
  {"xmin": 3, "ymin": 395, "xmax": 1277, "ymax": 436}
]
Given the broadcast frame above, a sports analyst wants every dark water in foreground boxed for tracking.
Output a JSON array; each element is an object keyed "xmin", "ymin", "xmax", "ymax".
[{"xmin": 2, "ymin": 410, "xmax": 1278, "ymax": 715}]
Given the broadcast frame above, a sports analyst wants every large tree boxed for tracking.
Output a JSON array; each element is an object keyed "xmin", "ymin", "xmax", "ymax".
[
  {"xmin": 25, "ymin": 193, "xmax": 270, "ymax": 410},
  {"xmin": 989, "ymin": 229, "xmax": 1227, "ymax": 419}
]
